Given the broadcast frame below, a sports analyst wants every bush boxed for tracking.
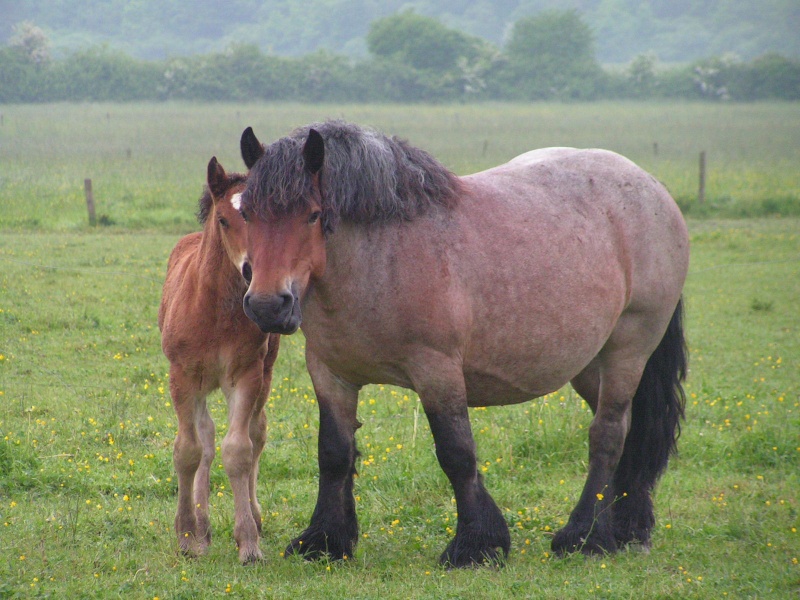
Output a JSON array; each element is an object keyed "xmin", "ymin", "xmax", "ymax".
[{"xmin": 1, "ymin": 16, "xmax": 799, "ymax": 104}]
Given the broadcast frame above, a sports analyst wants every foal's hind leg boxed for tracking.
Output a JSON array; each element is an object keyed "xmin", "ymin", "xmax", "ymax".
[
  {"xmin": 552, "ymin": 356, "xmax": 645, "ymax": 556},
  {"xmin": 193, "ymin": 399, "xmax": 216, "ymax": 548},
  {"xmin": 170, "ymin": 367, "xmax": 208, "ymax": 557}
]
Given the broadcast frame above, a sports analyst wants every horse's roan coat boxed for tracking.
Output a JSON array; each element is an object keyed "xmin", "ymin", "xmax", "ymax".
[
  {"xmin": 239, "ymin": 121, "xmax": 689, "ymax": 567},
  {"xmin": 159, "ymin": 158, "xmax": 279, "ymax": 564}
]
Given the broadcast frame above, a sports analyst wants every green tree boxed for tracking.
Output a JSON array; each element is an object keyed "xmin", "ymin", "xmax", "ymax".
[
  {"xmin": 500, "ymin": 10, "xmax": 605, "ymax": 100},
  {"xmin": 366, "ymin": 11, "xmax": 482, "ymax": 73}
]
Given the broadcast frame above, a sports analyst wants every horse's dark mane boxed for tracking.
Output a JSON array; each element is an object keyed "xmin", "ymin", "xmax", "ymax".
[
  {"xmin": 196, "ymin": 172, "xmax": 248, "ymax": 225},
  {"xmin": 242, "ymin": 120, "xmax": 461, "ymax": 230}
]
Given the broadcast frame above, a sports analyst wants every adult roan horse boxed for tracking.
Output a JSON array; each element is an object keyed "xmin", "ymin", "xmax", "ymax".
[
  {"xmin": 159, "ymin": 157, "xmax": 280, "ymax": 564},
  {"xmin": 238, "ymin": 121, "xmax": 688, "ymax": 567}
]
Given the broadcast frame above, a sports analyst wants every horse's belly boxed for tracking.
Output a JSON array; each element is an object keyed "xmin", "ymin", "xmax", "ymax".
[
  {"xmin": 464, "ymin": 371, "xmax": 548, "ymax": 407},
  {"xmin": 463, "ymin": 337, "xmax": 601, "ymax": 407}
]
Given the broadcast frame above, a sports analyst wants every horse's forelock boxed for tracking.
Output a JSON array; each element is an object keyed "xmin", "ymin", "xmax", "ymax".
[{"xmin": 243, "ymin": 136, "xmax": 314, "ymax": 220}]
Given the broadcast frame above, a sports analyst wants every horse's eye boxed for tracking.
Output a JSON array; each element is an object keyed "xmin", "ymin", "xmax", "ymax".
[
  {"xmin": 218, "ymin": 216, "xmax": 229, "ymax": 228},
  {"xmin": 308, "ymin": 211, "xmax": 322, "ymax": 225},
  {"xmin": 240, "ymin": 209, "xmax": 249, "ymax": 223}
]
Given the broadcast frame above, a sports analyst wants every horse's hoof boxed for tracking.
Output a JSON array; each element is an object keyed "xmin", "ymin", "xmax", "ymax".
[
  {"xmin": 284, "ymin": 526, "xmax": 355, "ymax": 561},
  {"xmin": 552, "ymin": 525, "xmax": 616, "ymax": 556},
  {"xmin": 438, "ymin": 533, "xmax": 510, "ymax": 569},
  {"xmin": 439, "ymin": 546, "xmax": 507, "ymax": 569},
  {"xmin": 617, "ymin": 538, "xmax": 652, "ymax": 554}
]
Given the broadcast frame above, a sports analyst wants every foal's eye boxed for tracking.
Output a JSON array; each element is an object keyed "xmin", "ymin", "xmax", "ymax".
[
  {"xmin": 218, "ymin": 216, "xmax": 229, "ymax": 228},
  {"xmin": 308, "ymin": 211, "xmax": 322, "ymax": 225},
  {"xmin": 240, "ymin": 209, "xmax": 249, "ymax": 223}
]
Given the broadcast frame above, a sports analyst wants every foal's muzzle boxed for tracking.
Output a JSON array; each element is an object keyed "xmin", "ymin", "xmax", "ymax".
[{"xmin": 243, "ymin": 291, "xmax": 301, "ymax": 334}]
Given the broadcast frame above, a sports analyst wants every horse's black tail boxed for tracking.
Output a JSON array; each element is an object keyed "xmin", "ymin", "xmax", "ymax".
[{"xmin": 612, "ymin": 297, "xmax": 687, "ymax": 543}]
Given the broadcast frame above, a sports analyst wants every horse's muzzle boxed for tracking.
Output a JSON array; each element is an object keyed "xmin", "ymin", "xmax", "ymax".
[{"xmin": 243, "ymin": 291, "xmax": 301, "ymax": 334}]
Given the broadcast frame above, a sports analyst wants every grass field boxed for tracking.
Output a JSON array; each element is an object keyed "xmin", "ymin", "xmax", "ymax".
[
  {"xmin": 0, "ymin": 103, "xmax": 799, "ymax": 598},
  {"xmin": 1, "ymin": 102, "xmax": 799, "ymax": 231}
]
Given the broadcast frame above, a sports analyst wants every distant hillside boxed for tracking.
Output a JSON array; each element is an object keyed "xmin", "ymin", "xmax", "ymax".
[{"xmin": 3, "ymin": 0, "xmax": 799, "ymax": 63}]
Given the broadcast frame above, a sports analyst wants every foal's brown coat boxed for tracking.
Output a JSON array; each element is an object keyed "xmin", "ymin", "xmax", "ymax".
[{"xmin": 159, "ymin": 158, "xmax": 279, "ymax": 563}]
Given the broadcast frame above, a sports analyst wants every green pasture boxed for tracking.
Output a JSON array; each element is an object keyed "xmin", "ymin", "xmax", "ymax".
[
  {"xmin": 0, "ymin": 102, "xmax": 799, "ymax": 231},
  {"xmin": 0, "ymin": 103, "xmax": 799, "ymax": 598}
]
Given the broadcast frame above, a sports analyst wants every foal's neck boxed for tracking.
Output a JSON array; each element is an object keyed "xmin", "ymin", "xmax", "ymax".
[{"xmin": 196, "ymin": 223, "xmax": 242, "ymax": 297}]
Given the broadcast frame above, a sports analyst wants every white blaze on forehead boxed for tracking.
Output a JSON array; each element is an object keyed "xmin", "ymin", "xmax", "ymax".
[{"xmin": 230, "ymin": 193, "xmax": 243, "ymax": 211}]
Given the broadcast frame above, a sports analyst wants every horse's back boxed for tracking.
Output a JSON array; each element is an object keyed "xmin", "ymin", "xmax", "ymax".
[{"xmin": 451, "ymin": 148, "xmax": 688, "ymax": 402}]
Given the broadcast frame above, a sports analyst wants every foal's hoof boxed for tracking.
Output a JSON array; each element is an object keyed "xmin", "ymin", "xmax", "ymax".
[
  {"xmin": 238, "ymin": 545, "xmax": 264, "ymax": 565},
  {"xmin": 551, "ymin": 524, "xmax": 616, "ymax": 556},
  {"xmin": 177, "ymin": 534, "xmax": 209, "ymax": 558}
]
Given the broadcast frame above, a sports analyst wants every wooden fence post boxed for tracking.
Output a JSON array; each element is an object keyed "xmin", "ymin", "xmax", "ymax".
[
  {"xmin": 698, "ymin": 151, "xmax": 706, "ymax": 204},
  {"xmin": 84, "ymin": 179, "xmax": 96, "ymax": 226}
]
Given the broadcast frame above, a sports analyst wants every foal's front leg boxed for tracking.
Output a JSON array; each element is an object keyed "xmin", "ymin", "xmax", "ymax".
[
  {"xmin": 222, "ymin": 367, "xmax": 266, "ymax": 564},
  {"xmin": 170, "ymin": 367, "xmax": 208, "ymax": 557},
  {"xmin": 248, "ymin": 334, "xmax": 280, "ymax": 536},
  {"xmin": 420, "ymin": 373, "xmax": 510, "ymax": 567},
  {"xmin": 285, "ymin": 353, "xmax": 360, "ymax": 560}
]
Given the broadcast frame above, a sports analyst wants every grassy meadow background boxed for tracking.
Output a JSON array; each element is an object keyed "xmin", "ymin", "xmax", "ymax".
[{"xmin": 0, "ymin": 102, "xmax": 798, "ymax": 598}]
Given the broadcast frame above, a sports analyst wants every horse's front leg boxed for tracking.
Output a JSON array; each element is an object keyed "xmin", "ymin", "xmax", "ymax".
[
  {"xmin": 285, "ymin": 352, "xmax": 361, "ymax": 561},
  {"xmin": 419, "ymin": 370, "xmax": 510, "ymax": 567}
]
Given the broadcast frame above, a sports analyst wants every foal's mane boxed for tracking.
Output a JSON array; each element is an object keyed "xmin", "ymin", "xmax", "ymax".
[
  {"xmin": 196, "ymin": 172, "xmax": 248, "ymax": 225},
  {"xmin": 243, "ymin": 120, "xmax": 461, "ymax": 229}
]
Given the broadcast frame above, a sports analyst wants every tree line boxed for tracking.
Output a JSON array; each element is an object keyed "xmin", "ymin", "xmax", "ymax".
[{"xmin": 2, "ymin": 11, "xmax": 799, "ymax": 104}]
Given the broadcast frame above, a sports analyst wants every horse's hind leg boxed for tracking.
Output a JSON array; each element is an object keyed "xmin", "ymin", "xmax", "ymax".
[
  {"xmin": 554, "ymin": 302, "xmax": 686, "ymax": 556},
  {"xmin": 170, "ymin": 367, "xmax": 207, "ymax": 557},
  {"xmin": 553, "ymin": 354, "xmax": 645, "ymax": 556},
  {"xmin": 611, "ymin": 301, "xmax": 686, "ymax": 550}
]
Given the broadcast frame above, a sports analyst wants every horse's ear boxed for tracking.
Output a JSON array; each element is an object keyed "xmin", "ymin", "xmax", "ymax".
[
  {"xmin": 303, "ymin": 128, "xmax": 325, "ymax": 175},
  {"xmin": 207, "ymin": 156, "xmax": 228, "ymax": 200},
  {"xmin": 241, "ymin": 126, "xmax": 264, "ymax": 170}
]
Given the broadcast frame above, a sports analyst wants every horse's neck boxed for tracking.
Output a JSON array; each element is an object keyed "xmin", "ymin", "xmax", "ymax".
[{"xmin": 312, "ymin": 226, "xmax": 384, "ymax": 305}]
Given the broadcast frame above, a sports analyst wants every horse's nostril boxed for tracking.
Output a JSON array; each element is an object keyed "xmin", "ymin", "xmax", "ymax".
[
  {"xmin": 242, "ymin": 262, "xmax": 252, "ymax": 284},
  {"xmin": 279, "ymin": 292, "xmax": 294, "ymax": 310}
]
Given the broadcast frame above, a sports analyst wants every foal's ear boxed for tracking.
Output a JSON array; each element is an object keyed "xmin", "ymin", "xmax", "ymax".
[
  {"xmin": 303, "ymin": 128, "xmax": 325, "ymax": 175},
  {"xmin": 240, "ymin": 126, "xmax": 264, "ymax": 170},
  {"xmin": 207, "ymin": 156, "xmax": 228, "ymax": 200}
]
